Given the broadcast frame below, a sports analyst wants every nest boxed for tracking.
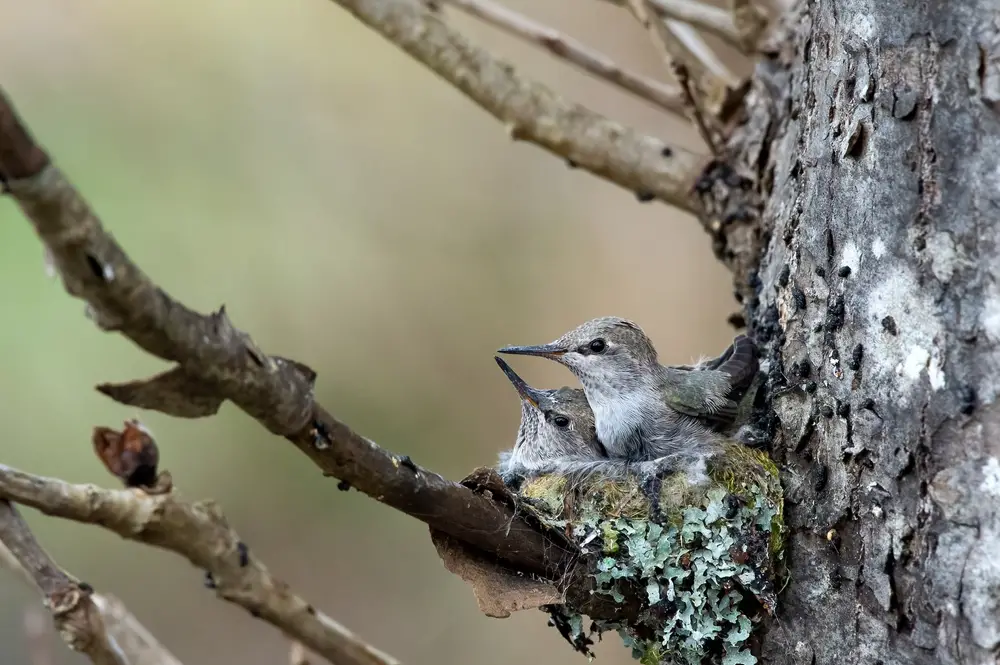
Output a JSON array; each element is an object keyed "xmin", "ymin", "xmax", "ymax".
[{"xmin": 520, "ymin": 443, "xmax": 784, "ymax": 665}]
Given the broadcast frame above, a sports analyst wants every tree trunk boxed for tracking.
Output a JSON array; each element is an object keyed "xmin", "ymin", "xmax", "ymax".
[{"xmin": 726, "ymin": 1, "xmax": 1000, "ymax": 662}]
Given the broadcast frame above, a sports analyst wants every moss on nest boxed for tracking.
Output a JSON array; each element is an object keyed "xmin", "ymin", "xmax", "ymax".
[{"xmin": 520, "ymin": 443, "xmax": 785, "ymax": 665}]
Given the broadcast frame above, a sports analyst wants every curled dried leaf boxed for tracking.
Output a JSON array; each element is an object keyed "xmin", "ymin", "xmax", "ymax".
[{"xmin": 92, "ymin": 420, "xmax": 160, "ymax": 489}]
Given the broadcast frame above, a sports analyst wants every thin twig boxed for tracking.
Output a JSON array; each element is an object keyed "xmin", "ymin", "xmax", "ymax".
[
  {"xmin": 0, "ymin": 86, "xmax": 580, "ymax": 581},
  {"xmin": 0, "ymin": 535, "xmax": 37, "ymax": 589},
  {"xmin": 626, "ymin": 0, "xmax": 736, "ymax": 90},
  {"xmin": 323, "ymin": 0, "xmax": 704, "ymax": 211},
  {"xmin": 663, "ymin": 19, "xmax": 738, "ymax": 87},
  {"xmin": 20, "ymin": 596, "xmax": 185, "ymax": 665},
  {"xmin": 599, "ymin": 0, "xmax": 759, "ymax": 50},
  {"xmin": 90, "ymin": 595, "xmax": 185, "ymax": 665},
  {"xmin": 434, "ymin": 0, "xmax": 686, "ymax": 114},
  {"xmin": 673, "ymin": 62, "xmax": 718, "ymax": 153},
  {"xmin": 0, "ymin": 500, "xmax": 129, "ymax": 665},
  {"xmin": 0, "ymin": 465, "xmax": 399, "ymax": 665},
  {"xmin": 1, "ymin": 509, "xmax": 183, "ymax": 665}
]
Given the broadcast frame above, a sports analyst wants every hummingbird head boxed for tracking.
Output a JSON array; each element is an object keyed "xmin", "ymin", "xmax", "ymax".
[
  {"xmin": 494, "ymin": 357, "xmax": 603, "ymax": 460},
  {"xmin": 498, "ymin": 317, "xmax": 658, "ymax": 390}
]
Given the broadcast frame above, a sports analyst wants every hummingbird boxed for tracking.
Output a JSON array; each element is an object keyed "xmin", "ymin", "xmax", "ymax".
[
  {"xmin": 496, "ymin": 354, "xmax": 727, "ymax": 522},
  {"xmin": 493, "ymin": 356, "xmax": 608, "ymax": 488},
  {"xmin": 497, "ymin": 317, "xmax": 759, "ymax": 474}
]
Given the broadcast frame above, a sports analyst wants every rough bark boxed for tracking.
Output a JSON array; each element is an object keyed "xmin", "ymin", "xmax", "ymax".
[{"xmin": 715, "ymin": 1, "xmax": 1000, "ymax": 662}]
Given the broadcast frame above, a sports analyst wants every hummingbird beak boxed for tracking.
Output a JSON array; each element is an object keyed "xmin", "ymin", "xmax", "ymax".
[
  {"xmin": 494, "ymin": 356, "xmax": 543, "ymax": 408},
  {"xmin": 497, "ymin": 343, "xmax": 568, "ymax": 360}
]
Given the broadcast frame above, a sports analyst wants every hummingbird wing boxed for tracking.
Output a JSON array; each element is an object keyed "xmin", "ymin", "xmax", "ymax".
[
  {"xmin": 658, "ymin": 367, "xmax": 739, "ymax": 425},
  {"xmin": 664, "ymin": 335, "xmax": 759, "ymax": 427},
  {"xmin": 714, "ymin": 335, "xmax": 760, "ymax": 395},
  {"xmin": 668, "ymin": 394, "xmax": 741, "ymax": 426},
  {"xmin": 673, "ymin": 335, "xmax": 758, "ymax": 384},
  {"xmin": 694, "ymin": 340, "xmax": 736, "ymax": 371}
]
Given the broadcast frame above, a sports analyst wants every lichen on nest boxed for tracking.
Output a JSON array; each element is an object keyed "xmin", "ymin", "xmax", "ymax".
[{"xmin": 520, "ymin": 443, "xmax": 785, "ymax": 665}]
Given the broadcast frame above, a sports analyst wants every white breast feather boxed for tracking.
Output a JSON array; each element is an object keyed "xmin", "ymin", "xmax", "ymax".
[{"xmin": 593, "ymin": 390, "xmax": 656, "ymax": 449}]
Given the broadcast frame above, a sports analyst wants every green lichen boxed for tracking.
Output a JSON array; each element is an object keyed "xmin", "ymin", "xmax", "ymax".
[
  {"xmin": 707, "ymin": 444, "xmax": 784, "ymax": 557},
  {"xmin": 521, "ymin": 474, "xmax": 568, "ymax": 516},
  {"xmin": 520, "ymin": 444, "xmax": 784, "ymax": 665}
]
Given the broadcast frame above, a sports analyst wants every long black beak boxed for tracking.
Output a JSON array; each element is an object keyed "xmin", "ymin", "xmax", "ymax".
[
  {"xmin": 494, "ymin": 356, "xmax": 544, "ymax": 408},
  {"xmin": 497, "ymin": 343, "xmax": 568, "ymax": 359}
]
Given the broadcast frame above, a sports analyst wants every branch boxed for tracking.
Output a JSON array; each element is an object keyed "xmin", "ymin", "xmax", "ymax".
[
  {"xmin": 673, "ymin": 62, "xmax": 718, "ymax": 154},
  {"xmin": 599, "ymin": 0, "xmax": 764, "ymax": 51},
  {"xmin": 626, "ymin": 0, "xmax": 737, "ymax": 92},
  {"xmin": 661, "ymin": 18, "xmax": 738, "ymax": 87},
  {"xmin": 0, "ymin": 466, "xmax": 399, "ymax": 665},
  {"xmin": 433, "ymin": 0, "xmax": 686, "ymax": 114},
  {"xmin": 4, "ymin": 547, "xmax": 184, "ymax": 665},
  {"xmin": 323, "ymin": 0, "xmax": 704, "ymax": 211},
  {"xmin": 0, "ymin": 87, "xmax": 576, "ymax": 580},
  {"xmin": 0, "ymin": 501, "xmax": 139, "ymax": 665},
  {"xmin": 90, "ymin": 595, "xmax": 185, "ymax": 665},
  {"xmin": 2, "ymin": 516, "xmax": 182, "ymax": 665}
]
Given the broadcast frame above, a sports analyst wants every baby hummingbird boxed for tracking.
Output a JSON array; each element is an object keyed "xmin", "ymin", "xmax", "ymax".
[
  {"xmin": 493, "ymin": 356, "xmax": 607, "ymax": 488},
  {"xmin": 498, "ymin": 317, "xmax": 759, "ymax": 473}
]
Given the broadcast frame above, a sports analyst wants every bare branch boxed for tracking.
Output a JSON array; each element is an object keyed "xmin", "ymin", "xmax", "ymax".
[
  {"xmin": 322, "ymin": 0, "xmax": 704, "ymax": 211},
  {"xmin": 0, "ymin": 534, "xmax": 37, "ymax": 590},
  {"xmin": 89, "ymin": 595, "xmax": 185, "ymax": 665},
  {"xmin": 0, "ymin": 86, "xmax": 578, "ymax": 579},
  {"xmin": 672, "ymin": 62, "xmax": 718, "ymax": 153},
  {"xmin": 0, "ymin": 466, "xmax": 400, "ymax": 665},
  {"xmin": 626, "ymin": 0, "xmax": 737, "ymax": 92},
  {"xmin": 621, "ymin": 0, "xmax": 742, "ymax": 149},
  {"xmin": 0, "ymin": 500, "xmax": 128, "ymax": 665},
  {"xmin": 599, "ymin": 0, "xmax": 759, "ymax": 50},
  {"xmin": 434, "ymin": 0, "xmax": 686, "ymax": 114},
  {"xmin": 662, "ymin": 19, "xmax": 738, "ymax": 87},
  {"xmin": 0, "ymin": 508, "xmax": 182, "ymax": 665}
]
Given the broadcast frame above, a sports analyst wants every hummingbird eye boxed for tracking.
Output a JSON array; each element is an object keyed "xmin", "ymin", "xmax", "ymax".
[
  {"xmin": 552, "ymin": 415, "xmax": 570, "ymax": 428},
  {"xmin": 588, "ymin": 338, "xmax": 607, "ymax": 354}
]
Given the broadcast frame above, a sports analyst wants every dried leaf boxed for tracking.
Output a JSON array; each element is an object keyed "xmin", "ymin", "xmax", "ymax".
[
  {"xmin": 92, "ymin": 420, "xmax": 160, "ymax": 488},
  {"xmin": 97, "ymin": 367, "xmax": 225, "ymax": 418},
  {"xmin": 429, "ymin": 529, "xmax": 561, "ymax": 618}
]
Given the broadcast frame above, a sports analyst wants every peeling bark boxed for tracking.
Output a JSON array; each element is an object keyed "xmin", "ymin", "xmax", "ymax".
[{"xmin": 719, "ymin": 1, "xmax": 1000, "ymax": 662}]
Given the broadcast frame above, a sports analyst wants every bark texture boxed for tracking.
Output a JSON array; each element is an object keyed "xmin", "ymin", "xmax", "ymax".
[{"xmin": 722, "ymin": 1, "xmax": 1000, "ymax": 662}]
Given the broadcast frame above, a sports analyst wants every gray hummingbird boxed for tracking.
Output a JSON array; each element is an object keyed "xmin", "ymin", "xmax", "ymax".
[
  {"xmin": 495, "ymin": 355, "xmax": 727, "ymax": 522},
  {"xmin": 497, "ymin": 317, "xmax": 759, "ymax": 475},
  {"xmin": 494, "ymin": 356, "xmax": 607, "ymax": 488},
  {"xmin": 495, "ymin": 356, "xmax": 684, "ymax": 496}
]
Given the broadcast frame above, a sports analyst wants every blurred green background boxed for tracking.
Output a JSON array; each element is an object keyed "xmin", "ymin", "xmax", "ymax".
[{"xmin": 0, "ymin": 0, "xmax": 738, "ymax": 663}]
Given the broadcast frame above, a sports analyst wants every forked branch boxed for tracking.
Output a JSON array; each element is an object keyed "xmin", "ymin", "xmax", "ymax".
[
  {"xmin": 433, "ymin": 0, "xmax": 687, "ymax": 113},
  {"xmin": 324, "ymin": 0, "xmax": 705, "ymax": 211},
  {"xmin": 626, "ymin": 0, "xmax": 736, "ymax": 92},
  {"xmin": 0, "ymin": 87, "xmax": 575, "ymax": 580},
  {"xmin": 0, "ymin": 466, "xmax": 398, "ymax": 665},
  {"xmin": 0, "ymin": 500, "xmax": 178, "ymax": 665},
  {"xmin": 599, "ymin": 0, "xmax": 767, "ymax": 51}
]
